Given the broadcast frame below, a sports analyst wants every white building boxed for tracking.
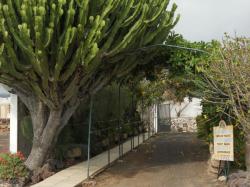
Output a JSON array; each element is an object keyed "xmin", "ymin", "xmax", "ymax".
[{"xmin": 0, "ymin": 84, "xmax": 18, "ymax": 153}]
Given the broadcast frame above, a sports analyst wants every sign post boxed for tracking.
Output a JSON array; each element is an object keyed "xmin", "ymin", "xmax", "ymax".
[{"xmin": 213, "ymin": 120, "xmax": 234, "ymax": 178}]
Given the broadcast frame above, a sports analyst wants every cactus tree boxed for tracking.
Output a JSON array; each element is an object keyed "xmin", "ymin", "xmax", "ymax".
[{"xmin": 0, "ymin": 0, "xmax": 179, "ymax": 170}]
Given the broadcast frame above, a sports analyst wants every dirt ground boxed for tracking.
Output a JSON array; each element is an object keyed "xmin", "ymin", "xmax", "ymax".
[{"xmin": 86, "ymin": 133, "xmax": 226, "ymax": 187}]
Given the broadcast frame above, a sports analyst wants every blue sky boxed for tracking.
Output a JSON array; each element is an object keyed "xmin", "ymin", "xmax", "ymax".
[{"xmin": 170, "ymin": 0, "xmax": 250, "ymax": 41}]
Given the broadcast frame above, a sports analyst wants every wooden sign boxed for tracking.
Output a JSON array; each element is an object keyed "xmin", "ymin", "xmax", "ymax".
[{"xmin": 213, "ymin": 120, "xmax": 234, "ymax": 161}]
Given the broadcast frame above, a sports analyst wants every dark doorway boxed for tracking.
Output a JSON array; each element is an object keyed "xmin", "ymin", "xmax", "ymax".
[{"xmin": 158, "ymin": 103, "xmax": 171, "ymax": 132}]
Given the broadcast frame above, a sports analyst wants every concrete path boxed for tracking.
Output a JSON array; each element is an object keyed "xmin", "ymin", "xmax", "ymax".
[
  {"xmin": 32, "ymin": 132, "xmax": 151, "ymax": 187},
  {"xmin": 91, "ymin": 133, "xmax": 226, "ymax": 187}
]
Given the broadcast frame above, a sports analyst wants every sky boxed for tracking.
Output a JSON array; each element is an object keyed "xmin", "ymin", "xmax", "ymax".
[{"xmin": 169, "ymin": 0, "xmax": 250, "ymax": 42}]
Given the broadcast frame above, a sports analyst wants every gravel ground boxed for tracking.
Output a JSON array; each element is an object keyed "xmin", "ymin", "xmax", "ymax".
[{"xmin": 86, "ymin": 133, "xmax": 226, "ymax": 187}]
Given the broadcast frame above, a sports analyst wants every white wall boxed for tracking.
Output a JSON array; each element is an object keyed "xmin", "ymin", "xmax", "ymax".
[
  {"xmin": 9, "ymin": 94, "xmax": 18, "ymax": 153},
  {"xmin": 167, "ymin": 97, "xmax": 202, "ymax": 118},
  {"xmin": 0, "ymin": 84, "xmax": 18, "ymax": 153}
]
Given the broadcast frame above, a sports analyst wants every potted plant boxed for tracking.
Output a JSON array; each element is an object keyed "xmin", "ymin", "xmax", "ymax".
[{"xmin": 0, "ymin": 152, "xmax": 29, "ymax": 187}]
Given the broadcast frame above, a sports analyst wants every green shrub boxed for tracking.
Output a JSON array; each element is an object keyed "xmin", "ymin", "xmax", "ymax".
[
  {"xmin": 0, "ymin": 152, "xmax": 29, "ymax": 181},
  {"xmin": 196, "ymin": 101, "xmax": 245, "ymax": 169}
]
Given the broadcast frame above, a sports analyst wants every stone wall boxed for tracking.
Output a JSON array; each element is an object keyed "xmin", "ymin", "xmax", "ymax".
[
  {"xmin": 170, "ymin": 117, "xmax": 197, "ymax": 133},
  {"xmin": 0, "ymin": 132, "xmax": 9, "ymax": 152},
  {"xmin": 0, "ymin": 118, "xmax": 9, "ymax": 133},
  {"xmin": 0, "ymin": 119, "xmax": 9, "ymax": 152}
]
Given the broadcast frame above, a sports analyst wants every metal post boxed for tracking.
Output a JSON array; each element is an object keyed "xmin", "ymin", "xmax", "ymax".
[
  {"xmin": 137, "ymin": 122, "xmax": 140, "ymax": 145},
  {"xmin": 108, "ymin": 128, "xmax": 110, "ymax": 166},
  {"xmin": 148, "ymin": 108, "xmax": 150, "ymax": 138},
  {"xmin": 142, "ymin": 99, "xmax": 145, "ymax": 142},
  {"xmin": 121, "ymin": 141, "xmax": 123, "ymax": 156},
  {"xmin": 132, "ymin": 123, "xmax": 134, "ymax": 149},
  {"xmin": 118, "ymin": 84, "xmax": 121, "ymax": 158},
  {"xmin": 87, "ymin": 96, "xmax": 93, "ymax": 179},
  {"xmin": 131, "ymin": 131, "xmax": 133, "ymax": 150}
]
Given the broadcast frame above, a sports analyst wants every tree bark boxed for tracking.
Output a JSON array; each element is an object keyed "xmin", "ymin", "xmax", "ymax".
[
  {"xmin": 245, "ymin": 133, "xmax": 250, "ymax": 171},
  {"xmin": 20, "ymin": 95, "xmax": 80, "ymax": 171},
  {"xmin": 24, "ymin": 106, "xmax": 63, "ymax": 170}
]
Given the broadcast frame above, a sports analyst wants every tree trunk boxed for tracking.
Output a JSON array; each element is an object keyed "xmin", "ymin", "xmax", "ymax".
[
  {"xmin": 245, "ymin": 133, "xmax": 250, "ymax": 171},
  {"xmin": 21, "ymin": 97, "xmax": 79, "ymax": 171},
  {"xmin": 24, "ymin": 106, "xmax": 62, "ymax": 170}
]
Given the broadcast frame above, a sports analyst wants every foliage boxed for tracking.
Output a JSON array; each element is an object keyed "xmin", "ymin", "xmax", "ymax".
[
  {"xmin": 201, "ymin": 36, "xmax": 250, "ymax": 133},
  {"xmin": 0, "ymin": 152, "xmax": 29, "ymax": 181},
  {"xmin": 55, "ymin": 83, "xmax": 143, "ymax": 158},
  {"xmin": 0, "ymin": 0, "xmax": 180, "ymax": 169},
  {"xmin": 196, "ymin": 102, "xmax": 245, "ymax": 169},
  {"xmin": 134, "ymin": 34, "xmax": 214, "ymax": 106},
  {"xmin": 196, "ymin": 36, "xmax": 250, "ymax": 169},
  {"xmin": 0, "ymin": 0, "xmax": 179, "ymax": 108}
]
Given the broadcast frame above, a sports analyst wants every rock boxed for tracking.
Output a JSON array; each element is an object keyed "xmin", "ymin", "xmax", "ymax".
[
  {"xmin": 82, "ymin": 180, "xmax": 97, "ymax": 187},
  {"xmin": 46, "ymin": 159, "xmax": 64, "ymax": 170},
  {"xmin": 31, "ymin": 163, "xmax": 55, "ymax": 184},
  {"xmin": 40, "ymin": 170, "xmax": 54, "ymax": 180},
  {"xmin": 170, "ymin": 118, "xmax": 197, "ymax": 133},
  {"xmin": 67, "ymin": 147, "xmax": 82, "ymax": 158},
  {"xmin": 64, "ymin": 159, "xmax": 77, "ymax": 167},
  {"xmin": 210, "ymin": 159, "xmax": 225, "ymax": 168},
  {"xmin": 207, "ymin": 158, "xmax": 226, "ymax": 177},
  {"xmin": 227, "ymin": 171, "xmax": 250, "ymax": 187},
  {"xmin": 207, "ymin": 166, "xmax": 219, "ymax": 175},
  {"xmin": 40, "ymin": 163, "xmax": 55, "ymax": 179},
  {"xmin": 65, "ymin": 144, "xmax": 88, "ymax": 159},
  {"xmin": 218, "ymin": 175, "xmax": 227, "ymax": 182},
  {"xmin": 31, "ymin": 168, "xmax": 43, "ymax": 184}
]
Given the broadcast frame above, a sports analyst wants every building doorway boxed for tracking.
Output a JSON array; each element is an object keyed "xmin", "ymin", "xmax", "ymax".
[{"xmin": 157, "ymin": 103, "xmax": 171, "ymax": 132}]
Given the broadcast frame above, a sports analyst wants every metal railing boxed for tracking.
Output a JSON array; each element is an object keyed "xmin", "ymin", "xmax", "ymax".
[{"xmin": 85, "ymin": 100, "xmax": 155, "ymax": 178}]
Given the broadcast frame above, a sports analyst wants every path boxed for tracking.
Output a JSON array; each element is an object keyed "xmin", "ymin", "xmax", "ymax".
[{"xmin": 91, "ymin": 133, "xmax": 226, "ymax": 187}]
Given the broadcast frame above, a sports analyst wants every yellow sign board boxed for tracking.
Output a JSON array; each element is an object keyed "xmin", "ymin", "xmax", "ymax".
[{"xmin": 213, "ymin": 120, "xmax": 234, "ymax": 161}]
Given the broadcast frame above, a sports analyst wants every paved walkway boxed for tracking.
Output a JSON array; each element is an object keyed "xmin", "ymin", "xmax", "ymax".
[
  {"xmin": 0, "ymin": 132, "xmax": 9, "ymax": 153},
  {"xmin": 91, "ymin": 133, "xmax": 226, "ymax": 187},
  {"xmin": 32, "ymin": 132, "xmax": 151, "ymax": 187}
]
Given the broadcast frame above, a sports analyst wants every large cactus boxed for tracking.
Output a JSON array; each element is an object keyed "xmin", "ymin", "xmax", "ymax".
[{"xmin": 0, "ymin": 0, "xmax": 179, "ymax": 170}]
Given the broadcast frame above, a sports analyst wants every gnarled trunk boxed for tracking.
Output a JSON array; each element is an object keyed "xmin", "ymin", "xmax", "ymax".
[
  {"xmin": 18, "ymin": 95, "xmax": 79, "ymax": 171},
  {"xmin": 25, "ymin": 106, "xmax": 63, "ymax": 170}
]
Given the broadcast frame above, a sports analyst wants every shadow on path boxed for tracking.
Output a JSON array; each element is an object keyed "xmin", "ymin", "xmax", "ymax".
[{"xmin": 91, "ymin": 133, "xmax": 226, "ymax": 187}]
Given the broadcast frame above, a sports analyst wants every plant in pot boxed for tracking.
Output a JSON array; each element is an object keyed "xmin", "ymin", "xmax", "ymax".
[
  {"xmin": 123, "ymin": 124, "xmax": 133, "ymax": 138},
  {"xmin": 0, "ymin": 152, "xmax": 29, "ymax": 187}
]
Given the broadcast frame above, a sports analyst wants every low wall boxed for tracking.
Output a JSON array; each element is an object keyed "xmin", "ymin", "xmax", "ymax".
[
  {"xmin": 32, "ymin": 132, "xmax": 154, "ymax": 187},
  {"xmin": 170, "ymin": 117, "xmax": 197, "ymax": 133}
]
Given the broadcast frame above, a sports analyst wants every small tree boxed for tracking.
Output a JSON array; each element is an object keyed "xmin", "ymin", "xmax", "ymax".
[
  {"xmin": 0, "ymin": 0, "xmax": 179, "ymax": 170},
  {"xmin": 203, "ymin": 36, "xmax": 250, "ymax": 170}
]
